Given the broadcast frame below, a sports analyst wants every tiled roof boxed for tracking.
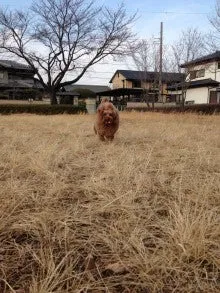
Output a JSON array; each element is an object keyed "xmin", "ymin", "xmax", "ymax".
[
  {"xmin": 180, "ymin": 51, "xmax": 220, "ymax": 67},
  {"xmin": 57, "ymin": 91, "xmax": 80, "ymax": 96},
  {"xmin": 96, "ymin": 87, "xmax": 144, "ymax": 96},
  {"xmin": 0, "ymin": 80, "xmax": 34, "ymax": 89},
  {"xmin": 64, "ymin": 84, "xmax": 111, "ymax": 93},
  {"xmin": 167, "ymin": 78, "xmax": 219, "ymax": 90},
  {"xmin": 110, "ymin": 70, "xmax": 185, "ymax": 83},
  {"xmin": 0, "ymin": 60, "xmax": 34, "ymax": 71}
]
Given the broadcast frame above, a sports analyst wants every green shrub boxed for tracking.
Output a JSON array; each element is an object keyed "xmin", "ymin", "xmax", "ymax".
[{"xmin": 0, "ymin": 104, "xmax": 87, "ymax": 115}]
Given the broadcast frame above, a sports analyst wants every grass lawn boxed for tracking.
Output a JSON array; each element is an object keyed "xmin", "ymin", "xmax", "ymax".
[{"xmin": 0, "ymin": 112, "xmax": 219, "ymax": 292}]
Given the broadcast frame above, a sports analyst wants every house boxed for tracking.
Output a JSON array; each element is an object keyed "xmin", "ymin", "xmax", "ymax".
[
  {"xmin": 56, "ymin": 91, "xmax": 80, "ymax": 105},
  {"xmin": 97, "ymin": 69, "xmax": 184, "ymax": 105},
  {"xmin": 0, "ymin": 60, "xmax": 42, "ymax": 99},
  {"xmin": 64, "ymin": 84, "xmax": 111, "ymax": 113},
  {"xmin": 64, "ymin": 84, "xmax": 111, "ymax": 99},
  {"xmin": 110, "ymin": 69, "xmax": 184, "ymax": 91},
  {"xmin": 167, "ymin": 51, "xmax": 220, "ymax": 104}
]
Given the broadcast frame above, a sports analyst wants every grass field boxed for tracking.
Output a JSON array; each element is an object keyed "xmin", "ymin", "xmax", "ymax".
[{"xmin": 0, "ymin": 112, "xmax": 220, "ymax": 293}]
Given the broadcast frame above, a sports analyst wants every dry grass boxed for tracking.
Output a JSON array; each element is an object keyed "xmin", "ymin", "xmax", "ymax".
[{"xmin": 0, "ymin": 112, "xmax": 219, "ymax": 293}]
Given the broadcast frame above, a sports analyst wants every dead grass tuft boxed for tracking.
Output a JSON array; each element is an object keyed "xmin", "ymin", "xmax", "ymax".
[{"xmin": 0, "ymin": 112, "xmax": 219, "ymax": 292}]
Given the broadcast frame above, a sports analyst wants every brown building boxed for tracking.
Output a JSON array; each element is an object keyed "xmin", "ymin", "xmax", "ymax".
[
  {"xmin": 110, "ymin": 69, "xmax": 184, "ymax": 97},
  {"xmin": 97, "ymin": 70, "xmax": 184, "ymax": 106}
]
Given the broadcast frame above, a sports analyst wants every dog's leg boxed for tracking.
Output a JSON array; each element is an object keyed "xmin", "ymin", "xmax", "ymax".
[
  {"xmin": 107, "ymin": 136, "xmax": 114, "ymax": 141},
  {"xmin": 98, "ymin": 134, "xmax": 105, "ymax": 141},
  {"xmin": 94, "ymin": 125, "xmax": 97, "ymax": 134}
]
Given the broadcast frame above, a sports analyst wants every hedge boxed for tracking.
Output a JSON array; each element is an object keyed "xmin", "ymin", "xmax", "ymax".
[
  {"xmin": 0, "ymin": 104, "xmax": 87, "ymax": 115},
  {"xmin": 126, "ymin": 104, "xmax": 220, "ymax": 115}
]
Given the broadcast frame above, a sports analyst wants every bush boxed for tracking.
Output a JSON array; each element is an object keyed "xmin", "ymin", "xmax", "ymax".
[
  {"xmin": 0, "ymin": 104, "xmax": 87, "ymax": 115},
  {"xmin": 126, "ymin": 104, "xmax": 220, "ymax": 115}
]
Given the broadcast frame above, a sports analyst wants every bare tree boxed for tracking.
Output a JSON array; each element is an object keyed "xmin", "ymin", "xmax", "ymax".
[
  {"xmin": 162, "ymin": 45, "xmax": 179, "ymax": 73},
  {"xmin": 129, "ymin": 38, "xmax": 160, "ymax": 107},
  {"xmin": 130, "ymin": 38, "xmax": 185, "ymax": 107},
  {"xmin": 130, "ymin": 39, "xmax": 153, "ymax": 72},
  {"xmin": 171, "ymin": 28, "xmax": 206, "ymax": 73},
  {"xmin": 0, "ymin": 0, "xmax": 136, "ymax": 104},
  {"xmin": 207, "ymin": 0, "xmax": 220, "ymax": 50},
  {"xmin": 169, "ymin": 28, "xmax": 206, "ymax": 106}
]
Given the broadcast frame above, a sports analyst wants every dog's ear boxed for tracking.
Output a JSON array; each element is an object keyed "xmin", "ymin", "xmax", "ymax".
[
  {"xmin": 101, "ymin": 98, "xmax": 109, "ymax": 103},
  {"xmin": 98, "ymin": 106, "xmax": 104, "ymax": 115}
]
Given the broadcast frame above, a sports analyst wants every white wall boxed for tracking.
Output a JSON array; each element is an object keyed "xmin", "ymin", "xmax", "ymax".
[
  {"xmin": 186, "ymin": 61, "xmax": 220, "ymax": 82},
  {"xmin": 168, "ymin": 60, "xmax": 220, "ymax": 104},
  {"xmin": 185, "ymin": 87, "xmax": 209, "ymax": 104}
]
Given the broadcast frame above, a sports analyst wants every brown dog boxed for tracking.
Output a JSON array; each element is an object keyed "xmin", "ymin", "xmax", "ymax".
[{"xmin": 94, "ymin": 98, "xmax": 119, "ymax": 141}]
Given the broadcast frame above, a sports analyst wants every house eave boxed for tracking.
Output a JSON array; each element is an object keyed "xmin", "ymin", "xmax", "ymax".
[
  {"xmin": 97, "ymin": 87, "xmax": 144, "ymax": 96},
  {"xmin": 180, "ymin": 59, "xmax": 220, "ymax": 68},
  {"xmin": 110, "ymin": 69, "xmax": 185, "ymax": 83},
  {"xmin": 109, "ymin": 70, "xmax": 120, "ymax": 83},
  {"xmin": 167, "ymin": 79, "xmax": 220, "ymax": 91},
  {"xmin": 180, "ymin": 51, "xmax": 220, "ymax": 68}
]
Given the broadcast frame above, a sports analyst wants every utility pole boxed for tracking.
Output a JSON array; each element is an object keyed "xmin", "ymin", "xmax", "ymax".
[{"xmin": 158, "ymin": 22, "xmax": 163, "ymax": 103}]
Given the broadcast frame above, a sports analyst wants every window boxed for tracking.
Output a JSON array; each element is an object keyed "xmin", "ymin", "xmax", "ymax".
[
  {"xmin": 218, "ymin": 62, "xmax": 220, "ymax": 69},
  {"xmin": 196, "ymin": 69, "xmax": 205, "ymax": 78},
  {"xmin": 132, "ymin": 80, "xmax": 141, "ymax": 88},
  {"xmin": 189, "ymin": 69, "xmax": 205, "ymax": 79},
  {"xmin": 8, "ymin": 74, "xmax": 19, "ymax": 80},
  {"xmin": 0, "ymin": 72, "xmax": 4, "ymax": 79},
  {"xmin": 189, "ymin": 71, "xmax": 196, "ymax": 79}
]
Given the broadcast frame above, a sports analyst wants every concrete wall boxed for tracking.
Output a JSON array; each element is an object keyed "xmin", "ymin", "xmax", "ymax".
[
  {"xmin": 185, "ymin": 87, "xmax": 209, "ymax": 104},
  {"xmin": 86, "ymin": 98, "xmax": 96, "ymax": 114},
  {"xmin": 168, "ymin": 88, "xmax": 210, "ymax": 104}
]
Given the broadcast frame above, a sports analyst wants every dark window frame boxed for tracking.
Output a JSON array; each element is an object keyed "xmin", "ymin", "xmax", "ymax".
[
  {"xmin": 196, "ymin": 69, "xmax": 205, "ymax": 78},
  {"xmin": 132, "ymin": 80, "xmax": 141, "ymax": 88}
]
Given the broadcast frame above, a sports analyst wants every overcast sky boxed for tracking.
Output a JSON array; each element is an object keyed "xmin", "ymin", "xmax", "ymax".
[{"xmin": 0, "ymin": 0, "xmax": 217, "ymax": 85}]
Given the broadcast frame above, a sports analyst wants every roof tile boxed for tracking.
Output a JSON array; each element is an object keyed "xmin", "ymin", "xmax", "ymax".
[
  {"xmin": 110, "ymin": 70, "xmax": 184, "ymax": 83},
  {"xmin": 180, "ymin": 51, "xmax": 220, "ymax": 67}
]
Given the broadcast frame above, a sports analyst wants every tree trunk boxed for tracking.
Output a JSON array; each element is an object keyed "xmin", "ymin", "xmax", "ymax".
[
  {"xmin": 145, "ymin": 93, "xmax": 150, "ymax": 108},
  {"xmin": 181, "ymin": 88, "xmax": 186, "ymax": 109},
  {"xmin": 49, "ymin": 91, "xmax": 58, "ymax": 105},
  {"xmin": 152, "ymin": 94, "xmax": 155, "ymax": 110}
]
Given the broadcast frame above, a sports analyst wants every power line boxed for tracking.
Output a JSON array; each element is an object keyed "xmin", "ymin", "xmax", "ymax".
[
  {"xmin": 2, "ymin": 2, "xmax": 209, "ymax": 15},
  {"xmin": 79, "ymin": 69, "xmax": 129, "ymax": 74},
  {"xmin": 136, "ymin": 11, "xmax": 208, "ymax": 15},
  {"xmin": 78, "ymin": 61, "xmax": 134, "ymax": 66},
  {"xmin": 73, "ymin": 76, "xmax": 110, "ymax": 79}
]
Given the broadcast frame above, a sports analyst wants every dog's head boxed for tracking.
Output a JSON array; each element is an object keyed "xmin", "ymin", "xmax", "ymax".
[{"xmin": 98, "ymin": 102, "xmax": 117, "ymax": 127}]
